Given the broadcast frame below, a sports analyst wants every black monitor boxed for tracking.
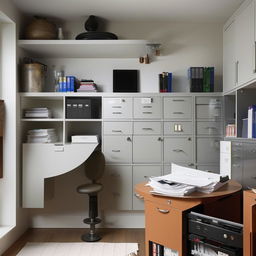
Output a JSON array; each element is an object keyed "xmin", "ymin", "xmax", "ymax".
[{"xmin": 113, "ymin": 70, "xmax": 139, "ymax": 92}]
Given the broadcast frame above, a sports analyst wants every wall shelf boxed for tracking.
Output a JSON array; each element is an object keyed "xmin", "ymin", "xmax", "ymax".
[
  {"xmin": 21, "ymin": 118, "xmax": 64, "ymax": 122},
  {"xmin": 18, "ymin": 40, "xmax": 150, "ymax": 58}
]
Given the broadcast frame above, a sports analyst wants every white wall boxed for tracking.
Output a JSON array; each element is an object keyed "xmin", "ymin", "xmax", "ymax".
[
  {"xmin": 0, "ymin": 1, "xmax": 29, "ymax": 255},
  {"xmin": 29, "ymin": 20, "xmax": 223, "ymax": 228}
]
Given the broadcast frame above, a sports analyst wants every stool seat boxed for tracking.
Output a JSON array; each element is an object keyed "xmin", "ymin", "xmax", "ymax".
[{"xmin": 77, "ymin": 183, "xmax": 102, "ymax": 194}]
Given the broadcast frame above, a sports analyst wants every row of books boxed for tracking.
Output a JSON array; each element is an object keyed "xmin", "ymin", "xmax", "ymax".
[
  {"xmin": 225, "ymin": 124, "xmax": 236, "ymax": 137},
  {"xmin": 57, "ymin": 76, "xmax": 77, "ymax": 92},
  {"xmin": 26, "ymin": 128, "xmax": 58, "ymax": 143},
  {"xmin": 159, "ymin": 72, "xmax": 172, "ymax": 92},
  {"xmin": 188, "ymin": 67, "xmax": 214, "ymax": 92},
  {"xmin": 150, "ymin": 242, "xmax": 178, "ymax": 256},
  {"xmin": 24, "ymin": 107, "xmax": 52, "ymax": 118}
]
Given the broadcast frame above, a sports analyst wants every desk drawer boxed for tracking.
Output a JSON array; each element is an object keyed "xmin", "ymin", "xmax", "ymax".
[
  {"xmin": 133, "ymin": 97, "xmax": 162, "ymax": 119},
  {"xmin": 164, "ymin": 121, "xmax": 192, "ymax": 135},
  {"xmin": 103, "ymin": 122, "xmax": 133, "ymax": 135},
  {"xmin": 164, "ymin": 97, "xmax": 192, "ymax": 119},
  {"xmin": 145, "ymin": 200, "xmax": 182, "ymax": 251},
  {"xmin": 103, "ymin": 98, "xmax": 132, "ymax": 118},
  {"xmin": 134, "ymin": 122, "xmax": 161, "ymax": 135}
]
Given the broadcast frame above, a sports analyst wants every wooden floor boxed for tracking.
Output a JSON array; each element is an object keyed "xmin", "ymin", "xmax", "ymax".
[{"xmin": 3, "ymin": 228, "xmax": 145, "ymax": 256}]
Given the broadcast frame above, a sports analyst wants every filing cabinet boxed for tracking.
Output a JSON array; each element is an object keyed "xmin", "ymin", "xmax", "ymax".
[
  {"xmin": 196, "ymin": 96, "xmax": 222, "ymax": 119},
  {"xmin": 133, "ymin": 96, "xmax": 162, "ymax": 119},
  {"xmin": 103, "ymin": 97, "xmax": 132, "ymax": 119},
  {"xmin": 163, "ymin": 97, "xmax": 192, "ymax": 119}
]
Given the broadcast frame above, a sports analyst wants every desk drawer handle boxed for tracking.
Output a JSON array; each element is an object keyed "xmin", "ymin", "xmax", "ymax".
[{"xmin": 157, "ymin": 208, "xmax": 169, "ymax": 214}]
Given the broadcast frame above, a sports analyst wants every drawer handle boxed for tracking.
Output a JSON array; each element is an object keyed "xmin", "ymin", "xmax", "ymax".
[
  {"xmin": 112, "ymin": 106, "xmax": 122, "ymax": 109},
  {"xmin": 112, "ymin": 150, "xmax": 121, "ymax": 153},
  {"xmin": 142, "ymin": 111, "xmax": 153, "ymax": 114},
  {"xmin": 205, "ymin": 127, "xmax": 217, "ymax": 129},
  {"xmin": 232, "ymin": 164, "xmax": 240, "ymax": 167},
  {"xmin": 143, "ymin": 106, "xmax": 152, "ymax": 108},
  {"xmin": 112, "ymin": 112, "xmax": 122, "ymax": 114},
  {"xmin": 127, "ymin": 137, "xmax": 132, "ymax": 141},
  {"xmin": 134, "ymin": 193, "xmax": 144, "ymax": 200},
  {"xmin": 173, "ymin": 112, "xmax": 184, "ymax": 114},
  {"xmin": 173, "ymin": 99, "xmax": 185, "ymax": 102},
  {"xmin": 112, "ymin": 130, "xmax": 122, "ymax": 133},
  {"xmin": 173, "ymin": 149, "xmax": 184, "ymax": 153},
  {"xmin": 142, "ymin": 128, "xmax": 153, "ymax": 130},
  {"xmin": 157, "ymin": 208, "xmax": 169, "ymax": 214},
  {"xmin": 158, "ymin": 137, "xmax": 163, "ymax": 141}
]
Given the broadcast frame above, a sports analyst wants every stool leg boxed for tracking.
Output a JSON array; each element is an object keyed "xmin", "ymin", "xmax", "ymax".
[{"xmin": 82, "ymin": 194, "xmax": 102, "ymax": 242}]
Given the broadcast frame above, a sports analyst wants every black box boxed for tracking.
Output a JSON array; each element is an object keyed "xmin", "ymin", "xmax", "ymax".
[
  {"xmin": 66, "ymin": 97, "xmax": 99, "ymax": 119},
  {"xmin": 113, "ymin": 70, "xmax": 139, "ymax": 92}
]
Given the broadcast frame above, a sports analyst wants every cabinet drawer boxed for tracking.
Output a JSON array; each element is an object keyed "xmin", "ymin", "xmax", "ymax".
[
  {"xmin": 100, "ymin": 165, "xmax": 132, "ymax": 210},
  {"xmin": 164, "ymin": 121, "xmax": 192, "ymax": 135},
  {"xmin": 134, "ymin": 122, "xmax": 161, "ymax": 135},
  {"xmin": 196, "ymin": 104, "xmax": 222, "ymax": 119},
  {"xmin": 196, "ymin": 97, "xmax": 222, "ymax": 105},
  {"xmin": 133, "ymin": 97, "xmax": 162, "ymax": 119},
  {"xmin": 164, "ymin": 97, "xmax": 192, "ymax": 119},
  {"xmin": 133, "ymin": 136, "xmax": 162, "ymax": 163},
  {"xmin": 197, "ymin": 138, "xmax": 220, "ymax": 164},
  {"xmin": 164, "ymin": 137, "xmax": 193, "ymax": 163},
  {"xmin": 196, "ymin": 121, "xmax": 223, "ymax": 135},
  {"xmin": 133, "ymin": 165, "xmax": 162, "ymax": 210},
  {"xmin": 103, "ymin": 98, "xmax": 132, "ymax": 119},
  {"xmin": 103, "ymin": 122, "xmax": 132, "ymax": 135},
  {"xmin": 103, "ymin": 136, "xmax": 132, "ymax": 163},
  {"xmin": 145, "ymin": 200, "xmax": 182, "ymax": 251}
]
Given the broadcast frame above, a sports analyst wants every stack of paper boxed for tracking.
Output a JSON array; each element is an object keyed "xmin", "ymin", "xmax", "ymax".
[
  {"xmin": 147, "ymin": 163, "xmax": 229, "ymax": 197},
  {"xmin": 24, "ymin": 108, "xmax": 52, "ymax": 118},
  {"xmin": 27, "ymin": 129, "xmax": 58, "ymax": 143}
]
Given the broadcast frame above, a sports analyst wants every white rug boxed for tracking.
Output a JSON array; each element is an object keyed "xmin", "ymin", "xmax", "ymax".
[{"xmin": 17, "ymin": 242, "xmax": 138, "ymax": 256}]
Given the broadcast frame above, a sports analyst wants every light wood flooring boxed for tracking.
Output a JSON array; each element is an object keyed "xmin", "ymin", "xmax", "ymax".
[{"xmin": 2, "ymin": 228, "xmax": 145, "ymax": 256}]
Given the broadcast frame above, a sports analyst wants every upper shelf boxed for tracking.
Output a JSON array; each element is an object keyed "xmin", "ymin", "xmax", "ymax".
[{"xmin": 18, "ymin": 40, "xmax": 150, "ymax": 58}]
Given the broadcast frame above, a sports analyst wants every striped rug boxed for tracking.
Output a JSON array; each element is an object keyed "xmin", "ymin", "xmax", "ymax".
[{"xmin": 17, "ymin": 242, "xmax": 138, "ymax": 256}]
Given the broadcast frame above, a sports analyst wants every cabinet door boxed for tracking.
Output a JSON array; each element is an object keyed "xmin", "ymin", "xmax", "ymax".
[
  {"xmin": 133, "ymin": 136, "xmax": 162, "ymax": 163},
  {"xmin": 164, "ymin": 97, "xmax": 192, "ymax": 119},
  {"xmin": 235, "ymin": 1, "xmax": 254, "ymax": 86},
  {"xmin": 103, "ymin": 136, "xmax": 132, "ymax": 163},
  {"xmin": 197, "ymin": 138, "xmax": 220, "ymax": 164},
  {"xmin": 133, "ymin": 165, "xmax": 162, "ymax": 210},
  {"xmin": 100, "ymin": 165, "xmax": 132, "ymax": 210},
  {"xmin": 223, "ymin": 19, "xmax": 236, "ymax": 93},
  {"xmin": 164, "ymin": 137, "xmax": 193, "ymax": 163},
  {"xmin": 133, "ymin": 97, "xmax": 162, "ymax": 119}
]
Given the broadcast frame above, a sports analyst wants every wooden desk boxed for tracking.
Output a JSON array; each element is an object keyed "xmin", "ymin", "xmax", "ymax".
[{"xmin": 135, "ymin": 180, "xmax": 242, "ymax": 256}]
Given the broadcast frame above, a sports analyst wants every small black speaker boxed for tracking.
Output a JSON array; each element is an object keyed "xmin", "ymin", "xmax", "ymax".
[{"xmin": 113, "ymin": 70, "xmax": 139, "ymax": 92}]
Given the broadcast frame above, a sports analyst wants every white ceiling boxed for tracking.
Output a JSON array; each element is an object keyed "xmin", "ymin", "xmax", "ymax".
[{"xmin": 12, "ymin": 0, "xmax": 244, "ymax": 23}]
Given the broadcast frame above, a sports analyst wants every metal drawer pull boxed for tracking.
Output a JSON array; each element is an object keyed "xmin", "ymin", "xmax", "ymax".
[
  {"xmin": 173, "ymin": 149, "xmax": 184, "ymax": 152},
  {"xmin": 127, "ymin": 137, "xmax": 132, "ymax": 141},
  {"xmin": 173, "ymin": 112, "xmax": 184, "ymax": 114},
  {"xmin": 112, "ymin": 130, "xmax": 122, "ymax": 133},
  {"xmin": 173, "ymin": 99, "xmax": 185, "ymax": 102},
  {"xmin": 158, "ymin": 137, "xmax": 163, "ymax": 141},
  {"xmin": 143, "ymin": 106, "xmax": 152, "ymax": 108},
  {"xmin": 112, "ymin": 106, "xmax": 122, "ymax": 108},
  {"xmin": 112, "ymin": 150, "xmax": 121, "ymax": 152},
  {"xmin": 142, "ymin": 128, "xmax": 153, "ymax": 130},
  {"xmin": 142, "ymin": 111, "xmax": 153, "ymax": 114},
  {"xmin": 134, "ymin": 193, "xmax": 144, "ymax": 200},
  {"xmin": 205, "ymin": 127, "xmax": 217, "ymax": 129},
  {"xmin": 157, "ymin": 208, "xmax": 169, "ymax": 214},
  {"xmin": 112, "ymin": 112, "xmax": 122, "ymax": 114}
]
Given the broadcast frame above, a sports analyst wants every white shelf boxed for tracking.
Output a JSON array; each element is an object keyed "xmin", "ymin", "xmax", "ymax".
[
  {"xmin": 18, "ymin": 40, "xmax": 150, "ymax": 58},
  {"xmin": 21, "ymin": 118, "xmax": 64, "ymax": 122}
]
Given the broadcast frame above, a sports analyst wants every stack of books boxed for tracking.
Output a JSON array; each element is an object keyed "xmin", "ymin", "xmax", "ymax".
[
  {"xmin": 151, "ymin": 242, "xmax": 178, "ymax": 256},
  {"xmin": 77, "ymin": 80, "xmax": 98, "ymax": 92},
  {"xmin": 27, "ymin": 128, "xmax": 58, "ymax": 143},
  {"xmin": 159, "ymin": 72, "xmax": 172, "ymax": 92},
  {"xmin": 248, "ymin": 105, "xmax": 256, "ymax": 138},
  {"xmin": 188, "ymin": 67, "xmax": 214, "ymax": 92},
  {"xmin": 24, "ymin": 108, "xmax": 52, "ymax": 118}
]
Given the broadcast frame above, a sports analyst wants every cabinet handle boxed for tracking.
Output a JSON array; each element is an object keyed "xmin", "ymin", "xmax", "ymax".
[
  {"xmin": 232, "ymin": 164, "xmax": 240, "ymax": 168},
  {"xmin": 112, "ymin": 112, "xmax": 122, "ymax": 114},
  {"xmin": 127, "ymin": 137, "xmax": 132, "ymax": 141},
  {"xmin": 158, "ymin": 137, "xmax": 163, "ymax": 141},
  {"xmin": 173, "ymin": 112, "xmax": 184, "ymax": 114},
  {"xmin": 173, "ymin": 99, "xmax": 184, "ymax": 102},
  {"xmin": 173, "ymin": 149, "xmax": 184, "ymax": 152},
  {"xmin": 112, "ymin": 106, "xmax": 122, "ymax": 109},
  {"xmin": 112, "ymin": 130, "xmax": 122, "ymax": 133},
  {"xmin": 205, "ymin": 127, "xmax": 217, "ymax": 129},
  {"xmin": 142, "ymin": 111, "xmax": 153, "ymax": 114},
  {"xmin": 112, "ymin": 150, "xmax": 120, "ymax": 153},
  {"xmin": 134, "ymin": 193, "xmax": 144, "ymax": 200},
  {"xmin": 142, "ymin": 128, "xmax": 153, "ymax": 130},
  {"xmin": 157, "ymin": 208, "xmax": 170, "ymax": 214},
  {"xmin": 143, "ymin": 106, "xmax": 152, "ymax": 108}
]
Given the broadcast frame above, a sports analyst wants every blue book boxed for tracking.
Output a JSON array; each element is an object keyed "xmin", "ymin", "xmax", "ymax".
[
  {"xmin": 70, "ymin": 76, "xmax": 75, "ymax": 92},
  {"xmin": 58, "ymin": 77, "xmax": 63, "ymax": 92},
  {"xmin": 167, "ymin": 73, "xmax": 172, "ymax": 92},
  {"xmin": 62, "ymin": 77, "xmax": 67, "ymax": 92},
  {"xmin": 66, "ymin": 76, "xmax": 71, "ymax": 92}
]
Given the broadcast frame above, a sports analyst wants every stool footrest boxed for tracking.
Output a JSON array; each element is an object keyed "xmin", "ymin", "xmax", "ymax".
[{"xmin": 83, "ymin": 217, "xmax": 101, "ymax": 225}]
